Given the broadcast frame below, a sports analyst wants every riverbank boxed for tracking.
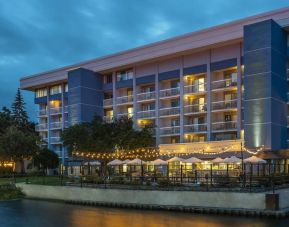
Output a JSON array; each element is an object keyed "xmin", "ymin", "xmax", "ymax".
[{"xmin": 17, "ymin": 183, "xmax": 289, "ymax": 218}]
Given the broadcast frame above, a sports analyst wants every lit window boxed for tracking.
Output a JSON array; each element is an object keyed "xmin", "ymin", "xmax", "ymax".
[
  {"xmin": 36, "ymin": 88, "xmax": 47, "ymax": 98},
  {"xmin": 116, "ymin": 69, "xmax": 133, "ymax": 81},
  {"xmin": 50, "ymin": 85, "xmax": 62, "ymax": 95}
]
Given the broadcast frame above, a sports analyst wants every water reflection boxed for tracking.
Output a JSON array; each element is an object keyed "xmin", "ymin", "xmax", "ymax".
[{"xmin": 0, "ymin": 200, "xmax": 288, "ymax": 227}]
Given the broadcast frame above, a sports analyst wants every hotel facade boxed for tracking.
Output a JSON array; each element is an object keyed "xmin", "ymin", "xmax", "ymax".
[{"xmin": 20, "ymin": 7, "xmax": 289, "ymax": 162}]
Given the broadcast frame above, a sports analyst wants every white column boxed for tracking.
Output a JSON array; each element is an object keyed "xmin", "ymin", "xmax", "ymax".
[
  {"xmin": 132, "ymin": 66, "xmax": 137, "ymax": 128},
  {"xmin": 112, "ymin": 72, "xmax": 117, "ymax": 120},
  {"xmin": 179, "ymin": 57, "xmax": 185, "ymax": 143},
  {"xmin": 155, "ymin": 64, "xmax": 160, "ymax": 145},
  {"xmin": 237, "ymin": 43, "xmax": 242, "ymax": 139},
  {"xmin": 206, "ymin": 50, "xmax": 212, "ymax": 141}
]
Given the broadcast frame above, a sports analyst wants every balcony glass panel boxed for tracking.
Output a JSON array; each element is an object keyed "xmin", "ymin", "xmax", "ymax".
[
  {"xmin": 184, "ymin": 104, "xmax": 207, "ymax": 114},
  {"xmin": 160, "ymin": 126, "xmax": 180, "ymax": 135},
  {"xmin": 212, "ymin": 121, "xmax": 237, "ymax": 131},
  {"xmin": 137, "ymin": 110, "xmax": 155, "ymax": 119},
  {"xmin": 211, "ymin": 78, "xmax": 237, "ymax": 90},
  {"xmin": 184, "ymin": 123, "xmax": 207, "ymax": 133},
  {"xmin": 212, "ymin": 99, "xmax": 237, "ymax": 111},
  {"xmin": 159, "ymin": 87, "xmax": 180, "ymax": 98},
  {"xmin": 159, "ymin": 107, "xmax": 180, "ymax": 116},
  {"xmin": 137, "ymin": 91, "xmax": 156, "ymax": 101}
]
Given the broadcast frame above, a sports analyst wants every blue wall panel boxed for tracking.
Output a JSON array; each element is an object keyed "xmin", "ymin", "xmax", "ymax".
[
  {"xmin": 158, "ymin": 69, "xmax": 180, "ymax": 81},
  {"xmin": 115, "ymin": 79, "xmax": 133, "ymax": 89},
  {"xmin": 136, "ymin": 74, "xmax": 155, "ymax": 85},
  {"xmin": 243, "ymin": 19, "xmax": 287, "ymax": 150},
  {"xmin": 103, "ymin": 83, "xmax": 113, "ymax": 91},
  {"xmin": 210, "ymin": 58, "xmax": 237, "ymax": 71},
  {"xmin": 34, "ymin": 96, "xmax": 47, "ymax": 104},
  {"xmin": 183, "ymin": 64, "xmax": 207, "ymax": 75},
  {"xmin": 49, "ymin": 93, "xmax": 62, "ymax": 101}
]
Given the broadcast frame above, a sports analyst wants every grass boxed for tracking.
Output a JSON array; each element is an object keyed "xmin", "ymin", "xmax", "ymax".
[{"xmin": 0, "ymin": 187, "xmax": 24, "ymax": 200}]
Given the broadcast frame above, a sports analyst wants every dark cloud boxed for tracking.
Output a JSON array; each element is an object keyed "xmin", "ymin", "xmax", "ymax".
[{"xmin": 0, "ymin": 0, "xmax": 288, "ymax": 121}]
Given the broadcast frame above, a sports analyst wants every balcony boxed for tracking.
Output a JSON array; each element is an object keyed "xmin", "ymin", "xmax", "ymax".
[
  {"xmin": 211, "ymin": 99, "xmax": 237, "ymax": 111},
  {"xmin": 159, "ymin": 107, "xmax": 180, "ymax": 117},
  {"xmin": 50, "ymin": 107, "xmax": 62, "ymax": 115},
  {"xmin": 103, "ymin": 115, "xmax": 113, "ymax": 123},
  {"xmin": 137, "ymin": 91, "xmax": 155, "ymax": 102},
  {"xmin": 103, "ymin": 98, "xmax": 113, "ymax": 107},
  {"xmin": 50, "ymin": 137, "xmax": 62, "ymax": 144},
  {"xmin": 159, "ymin": 126, "xmax": 180, "ymax": 136},
  {"xmin": 35, "ymin": 123, "xmax": 48, "ymax": 131},
  {"xmin": 117, "ymin": 113, "xmax": 133, "ymax": 119},
  {"xmin": 137, "ymin": 110, "xmax": 155, "ymax": 119},
  {"xmin": 184, "ymin": 123, "xmax": 207, "ymax": 133},
  {"xmin": 116, "ymin": 95, "xmax": 133, "ymax": 105},
  {"xmin": 159, "ymin": 87, "xmax": 180, "ymax": 98},
  {"xmin": 212, "ymin": 121, "xmax": 237, "ymax": 131},
  {"xmin": 184, "ymin": 104, "xmax": 207, "ymax": 115},
  {"xmin": 37, "ymin": 109, "xmax": 47, "ymax": 117},
  {"xmin": 64, "ymin": 106, "xmax": 68, "ymax": 113},
  {"xmin": 211, "ymin": 79, "xmax": 237, "ymax": 90},
  {"xmin": 184, "ymin": 83, "xmax": 206, "ymax": 94},
  {"xmin": 50, "ymin": 122, "xmax": 62, "ymax": 130}
]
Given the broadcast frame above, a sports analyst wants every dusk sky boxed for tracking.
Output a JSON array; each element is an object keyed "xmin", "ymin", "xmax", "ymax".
[{"xmin": 1, "ymin": 0, "xmax": 289, "ymax": 121}]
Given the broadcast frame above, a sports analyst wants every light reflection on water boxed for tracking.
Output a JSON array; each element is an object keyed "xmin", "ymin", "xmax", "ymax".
[{"xmin": 0, "ymin": 200, "xmax": 288, "ymax": 227}]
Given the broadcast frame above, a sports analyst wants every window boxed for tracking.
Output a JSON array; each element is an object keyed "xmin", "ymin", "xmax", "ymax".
[
  {"xmin": 171, "ymin": 136, "xmax": 180, "ymax": 144},
  {"xmin": 141, "ymin": 86, "xmax": 154, "ymax": 93},
  {"xmin": 116, "ymin": 69, "xmax": 133, "ymax": 81},
  {"xmin": 171, "ymin": 100, "xmax": 180, "ymax": 108},
  {"xmin": 104, "ymin": 93, "xmax": 113, "ymax": 99},
  {"xmin": 105, "ymin": 109, "xmax": 113, "ymax": 117},
  {"xmin": 104, "ymin": 74, "xmax": 113, "ymax": 84},
  {"xmin": 142, "ymin": 103, "xmax": 155, "ymax": 111},
  {"xmin": 50, "ymin": 85, "xmax": 62, "ymax": 95},
  {"xmin": 171, "ymin": 118, "xmax": 180, "ymax": 127},
  {"xmin": 36, "ymin": 88, "xmax": 47, "ymax": 98},
  {"xmin": 170, "ymin": 80, "xmax": 180, "ymax": 88}
]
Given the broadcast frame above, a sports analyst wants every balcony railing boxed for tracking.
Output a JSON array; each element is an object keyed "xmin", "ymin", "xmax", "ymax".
[
  {"xmin": 50, "ymin": 137, "xmax": 62, "ymax": 144},
  {"xmin": 117, "ymin": 113, "xmax": 133, "ymax": 119},
  {"xmin": 159, "ymin": 107, "xmax": 180, "ymax": 117},
  {"xmin": 35, "ymin": 123, "xmax": 48, "ymax": 131},
  {"xmin": 103, "ymin": 115, "xmax": 114, "ymax": 123},
  {"xmin": 50, "ymin": 122, "xmax": 62, "ymax": 130},
  {"xmin": 184, "ymin": 83, "xmax": 206, "ymax": 94},
  {"xmin": 211, "ymin": 79, "xmax": 237, "ymax": 90},
  {"xmin": 117, "ymin": 95, "xmax": 133, "ymax": 104},
  {"xmin": 212, "ymin": 99, "xmax": 237, "ymax": 111},
  {"xmin": 159, "ymin": 126, "xmax": 180, "ymax": 135},
  {"xmin": 184, "ymin": 123, "xmax": 207, "ymax": 133},
  {"xmin": 64, "ymin": 106, "xmax": 68, "ymax": 113},
  {"xmin": 184, "ymin": 104, "xmax": 207, "ymax": 114},
  {"xmin": 159, "ymin": 87, "xmax": 180, "ymax": 98},
  {"xmin": 137, "ymin": 110, "xmax": 155, "ymax": 119},
  {"xmin": 137, "ymin": 91, "xmax": 156, "ymax": 101},
  {"xmin": 50, "ymin": 107, "xmax": 62, "ymax": 115},
  {"xmin": 212, "ymin": 121, "xmax": 237, "ymax": 131},
  {"xmin": 37, "ymin": 109, "xmax": 47, "ymax": 116},
  {"xmin": 103, "ymin": 98, "xmax": 113, "ymax": 106}
]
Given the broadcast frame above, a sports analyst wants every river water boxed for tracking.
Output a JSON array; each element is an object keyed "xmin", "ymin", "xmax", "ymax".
[{"xmin": 0, "ymin": 200, "xmax": 289, "ymax": 227}]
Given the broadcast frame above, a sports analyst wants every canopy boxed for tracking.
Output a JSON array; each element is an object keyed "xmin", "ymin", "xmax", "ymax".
[
  {"xmin": 150, "ymin": 159, "xmax": 167, "ymax": 165},
  {"xmin": 211, "ymin": 157, "xmax": 225, "ymax": 163},
  {"xmin": 127, "ymin": 158, "xmax": 145, "ymax": 165},
  {"xmin": 107, "ymin": 159, "xmax": 123, "ymax": 166},
  {"xmin": 244, "ymin": 156, "xmax": 267, "ymax": 164},
  {"xmin": 83, "ymin": 161, "xmax": 101, "ymax": 166},
  {"xmin": 223, "ymin": 156, "xmax": 241, "ymax": 163},
  {"xmin": 167, "ymin": 156, "xmax": 184, "ymax": 162},
  {"xmin": 184, "ymin": 157, "xmax": 203, "ymax": 164}
]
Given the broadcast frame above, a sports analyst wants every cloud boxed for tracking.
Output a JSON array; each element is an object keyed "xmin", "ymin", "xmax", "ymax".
[{"xmin": 0, "ymin": 0, "xmax": 288, "ymax": 120}]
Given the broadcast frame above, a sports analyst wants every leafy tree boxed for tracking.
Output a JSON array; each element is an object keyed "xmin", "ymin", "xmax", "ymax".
[
  {"xmin": 33, "ymin": 148, "xmax": 59, "ymax": 173},
  {"xmin": 0, "ymin": 107, "xmax": 13, "ymax": 135}
]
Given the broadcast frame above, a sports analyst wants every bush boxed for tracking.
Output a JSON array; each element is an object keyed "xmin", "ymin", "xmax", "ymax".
[
  {"xmin": 157, "ymin": 178, "xmax": 170, "ymax": 187},
  {"xmin": 0, "ymin": 186, "xmax": 24, "ymax": 200}
]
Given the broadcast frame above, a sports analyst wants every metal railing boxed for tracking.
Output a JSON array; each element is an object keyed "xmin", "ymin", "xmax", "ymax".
[
  {"xmin": 211, "ymin": 78, "xmax": 237, "ymax": 90},
  {"xmin": 212, "ymin": 121, "xmax": 237, "ymax": 131},
  {"xmin": 35, "ymin": 123, "xmax": 48, "ymax": 131},
  {"xmin": 50, "ymin": 137, "xmax": 62, "ymax": 143},
  {"xmin": 159, "ymin": 107, "xmax": 180, "ymax": 116},
  {"xmin": 50, "ymin": 107, "xmax": 62, "ymax": 115},
  {"xmin": 37, "ymin": 109, "xmax": 47, "ymax": 116},
  {"xmin": 159, "ymin": 126, "xmax": 180, "ymax": 135},
  {"xmin": 103, "ymin": 98, "xmax": 113, "ymax": 106},
  {"xmin": 184, "ymin": 104, "xmax": 207, "ymax": 114},
  {"xmin": 159, "ymin": 87, "xmax": 180, "ymax": 98},
  {"xmin": 212, "ymin": 99, "xmax": 237, "ymax": 111},
  {"xmin": 184, "ymin": 83, "xmax": 206, "ymax": 94},
  {"xmin": 117, "ymin": 95, "xmax": 133, "ymax": 104},
  {"xmin": 50, "ymin": 122, "xmax": 62, "ymax": 130},
  {"xmin": 137, "ymin": 110, "xmax": 156, "ymax": 119},
  {"xmin": 103, "ymin": 116, "xmax": 114, "ymax": 123},
  {"xmin": 137, "ymin": 91, "xmax": 156, "ymax": 101},
  {"xmin": 184, "ymin": 123, "xmax": 207, "ymax": 133},
  {"xmin": 117, "ymin": 113, "xmax": 133, "ymax": 119}
]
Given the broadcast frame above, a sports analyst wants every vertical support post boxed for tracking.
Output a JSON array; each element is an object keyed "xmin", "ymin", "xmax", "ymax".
[
  {"xmin": 179, "ymin": 57, "xmax": 184, "ymax": 142},
  {"xmin": 206, "ymin": 50, "xmax": 212, "ymax": 141}
]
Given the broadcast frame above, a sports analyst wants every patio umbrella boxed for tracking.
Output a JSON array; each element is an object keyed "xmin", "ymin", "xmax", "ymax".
[
  {"xmin": 211, "ymin": 157, "xmax": 225, "ymax": 163},
  {"xmin": 121, "ymin": 159, "xmax": 131, "ymax": 164},
  {"xmin": 223, "ymin": 156, "xmax": 241, "ymax": 163},
  {"xmin": 127, "ymin": 158, "xmax": 145, "ymax": 165},
  {"xmin": 184, "ymin": 157, "xmax": 203, "ymax": 164},
  {"xmin": 150, "ymin": 159, "xmax": 167, "ymax": 165},
  {"xmin": 244, "ymin": 156, "xmax": 267, "ymax": 164},
  {"xmin": 167, "ymin": 156, "xmax": 184, "ymax": 162},
  {"xmin": 107, "ymin": 159, "xmax": 123, "ymax": 166}
]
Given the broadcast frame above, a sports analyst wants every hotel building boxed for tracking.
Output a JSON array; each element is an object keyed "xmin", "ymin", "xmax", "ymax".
[{"xmin": 20, "ymin": 7, "xmax": 289, "ymax": 162}]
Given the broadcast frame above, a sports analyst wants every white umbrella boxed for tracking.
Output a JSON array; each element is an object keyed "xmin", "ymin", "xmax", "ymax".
[
  {"xmin": 184, "ymin": 157, "xmax": 203, "ymax": 163},
  {"xmin": 121, "ymin": 159, "xmax": 131, "ymax": 164},
  {"xmin": 83, "ymin": 161, "xmax": 101, "ymax": 166},
  {"xmin": 244, "ymin": 156, "xmax": 267, "ymax": 164},
  {"xmin": 167, "ymin": 156, "xmax": 184, "ymax": 162},
  {"xmin": 223, "ymin": 156, "xmax": 241, "ymax": 163},
  {"xmin": 127, "ymin": 158, "xmax": 145, "ymax": 165},
  {"xmin": 150, "ymin": 159, "xmax": 167, "ymax": 165},
  {"xmin": 107, "ymin": 159, "xmax": 123, "ymax": 166},
  {"xmin": 211, "ymin": 157, "xmax": 225, "ymax": 163}
]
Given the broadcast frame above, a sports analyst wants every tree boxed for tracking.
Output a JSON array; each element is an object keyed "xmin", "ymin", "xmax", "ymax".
[
  {"xmin": 0, "ymin": 107, "xmax": 13, "ymax": 135},
  {"xmin": 33, "ymin": 148, "xmax": 59, "ymax": 173}
]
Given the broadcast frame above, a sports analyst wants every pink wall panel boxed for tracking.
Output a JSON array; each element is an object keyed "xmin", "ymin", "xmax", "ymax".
[
  {"xmin": 135, "ymin": 63, "xmax": 156, "ymax": 78},
  {"xmin": 211, "ymin": 44, "xmax": 240, "ymax": 62},
  {"xmin": 183, "ymin": 51, "xmax": 208, "ymax": 68},
  {"xmin": 158, "ymin": 57, "xmax": 181, "ymax": 73}
]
